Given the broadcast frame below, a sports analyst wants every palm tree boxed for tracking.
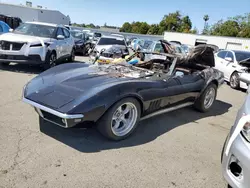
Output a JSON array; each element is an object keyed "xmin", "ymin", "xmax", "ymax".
[{"xmin": 203, "ymin": 15, "xmax": 209, "ymax": 28}]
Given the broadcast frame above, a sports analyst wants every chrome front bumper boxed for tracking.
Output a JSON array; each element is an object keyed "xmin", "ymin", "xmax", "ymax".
[{"xmin": 23, "ymin": 98, "xmax": 84, "ymax": 128}]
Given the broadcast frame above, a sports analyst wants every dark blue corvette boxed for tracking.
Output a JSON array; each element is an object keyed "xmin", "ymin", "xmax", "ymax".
[{"xmin": 23, "ymin": 43, "xmax": 224, "ymax": 140}]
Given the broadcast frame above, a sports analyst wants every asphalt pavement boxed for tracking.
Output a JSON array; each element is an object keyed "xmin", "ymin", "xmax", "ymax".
[{"xmin": 0, "ymin": 56, "xmax": 246, "ymax": 188}]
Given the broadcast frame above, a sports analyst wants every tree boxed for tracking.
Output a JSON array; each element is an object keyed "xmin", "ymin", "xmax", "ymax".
[
  {"xmin": 181, "ymin": 16, "xmax": 192, "ymax": 32},
  {"xmin": 202, "ymin": 15, "xmax": 209, "ymax": 34},
  {"xmin": 147, "ymin": 24, "xmax": 160, "ymax": 35},
  {"xmin": 190, "ymin": 27, "xmax": 198, "ymax": 34},
  {"xmin": 139, "ymin": 22, "xmax": 150, "ymax": 34},
  {"xmin": 159, "ymin": 11, "xmax": 182, "ymax": 32},
  {"xmin": 210, "ymin": 20, "xmax": 240, "ymax": 37},
  {"xmin": 120, "ymin": 22, "xmax": 132, "ymax": 32}
]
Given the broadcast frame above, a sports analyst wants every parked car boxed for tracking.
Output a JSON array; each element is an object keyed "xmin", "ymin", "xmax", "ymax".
[
  {"xmin": 89, "ymin": 35, "xmax": 129, "ymax": 62},
  {"xmin": 141, "ymin": 40, "xmax": 186, "ymax": 62},
  {"xmin": 70, "ymin": 30, "xmax": 91, "ymax": 55},
  {"xmin": 214, "ymin": 50, "xmax": 250, "ymax": 89},
  {"xmin": 221, "ymin": 73, "xmax": 250, "ymax": 188},
  {"xmin": 0, "ymin": 21, "xmax": 11, "ymax": 34},
  {"xmin": 0, "ymin": 22, "xmax": 75, "ymax": 69},
  {"xmin": 23, "ymin": 44, "xmax": 224, "ymax": 141}
]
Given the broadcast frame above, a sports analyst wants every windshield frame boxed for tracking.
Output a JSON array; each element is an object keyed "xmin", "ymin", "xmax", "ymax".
[{"xmin": 13, "ymin": 23, "xmax": 57, "ymax": 38}]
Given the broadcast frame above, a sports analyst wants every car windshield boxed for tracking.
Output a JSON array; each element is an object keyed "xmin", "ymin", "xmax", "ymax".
[
  {"xmin": 235, "ymin": 51, "xmax": 250, "ymax": 62},
  {"xmin": 70, "ymin": 30, "xmax": 84, "ymax": 39},
  {"xmin": 14, "ymin": 23, "xmax": 56, "ymax": 38},
  {"xmin": 142, "ymin": 40, "xmax": 153, "ymax": 49},
  {"xmin": 98, "ymin": 37, "xmax": 125, "ymax": 45},
  {"xmin": 94, "ymin": 33, "xmax": 102, "ymax": 38}
]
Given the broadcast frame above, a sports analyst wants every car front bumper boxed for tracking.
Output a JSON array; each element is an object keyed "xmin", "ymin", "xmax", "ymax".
[
  {"xmin": 222, "ymin": 132, "xmax": 250, "ymax": 188},
  {"xmin": 0, "ymin": 54, "xmax": 43, "ymax": 64},
  {"xmin": 23, "ymin": 97, "xmax": 84, "ymax": 128},
  {"xmin": 0, "ymin": 43, "xmax": 47, "ymax": 64}
]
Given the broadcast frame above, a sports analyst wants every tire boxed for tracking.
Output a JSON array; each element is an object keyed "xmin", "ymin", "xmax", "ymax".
[
  {"xmin": 230, "ymin": 72, "xmax": 240, "ymax": 89},
  {"xmin": 194, "ymin": 83, "xmax": 217, "ymax": 112},
  {"xmin": 97, "ymin": 98, "xmax": 141, "ymax": 141},
  {"xmin": 140, "ymin": 53, "xmax": 145, "ymax": 61},
  {"xmin": 83, "ymin": 44, "xmax": 90, "ymax": 56},
  {"xmin": 43, "ymin": 52, "xmax": 57, "ymax": 70},
  {"xmin": 68, "ymin": 48, "xmax": 75, "ymax": 62}
]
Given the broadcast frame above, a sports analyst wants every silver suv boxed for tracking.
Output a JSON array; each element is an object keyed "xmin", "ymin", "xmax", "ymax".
[{"xmin": 0, "ymin": 22, "xmax": 75, "ymax": 69}]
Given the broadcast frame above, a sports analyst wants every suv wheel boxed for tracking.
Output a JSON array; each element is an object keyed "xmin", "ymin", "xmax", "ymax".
[
  {"xmin": 68, "ymin": 48, "xmax": 75, "ymax": 62},
  {"xmin": 43, "ymin": 52, "xmax": 57, "ymax": 70}
]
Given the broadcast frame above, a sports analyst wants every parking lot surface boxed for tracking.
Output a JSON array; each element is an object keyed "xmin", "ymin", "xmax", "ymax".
[{"xmin": 0, "ymin": 57, "xmax": 246, "ymax": 188}]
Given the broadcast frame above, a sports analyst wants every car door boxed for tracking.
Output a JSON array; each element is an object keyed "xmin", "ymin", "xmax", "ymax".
[
  {"xmin": 55, "ymin": 27, "xmax": 66, "ymax": 58},
  {"xmin": 62, "ymin": 28, "xmax": 73, "ymax": 56},
  {"xmin": 223, "ymin": 51, "xmax": 237, "ymax": 80},
  {"xmin": 214, "ymin": 50, "xmax": 228, "ymax": 75}
]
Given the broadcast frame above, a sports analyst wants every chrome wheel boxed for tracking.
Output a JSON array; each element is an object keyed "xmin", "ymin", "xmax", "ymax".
[
  {"xmin": 204, "ymin": 87, "xmax": 216, "ymax": 109},
  {"xmin": 230, "ymin": 73, "xmax": 239, "ymax": 88},
  {"xmin": 49, "ymin": 53, "xmax": 56, "ymax": 67},
  {"xmin": 111, "ymin": 102, "xmax": 138, "ymax": 137}
]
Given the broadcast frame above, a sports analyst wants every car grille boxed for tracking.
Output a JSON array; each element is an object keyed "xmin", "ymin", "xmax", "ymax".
[
  {"xmin": 0, "ymin": 41, "xmax": 24, "ymax": 51},
  {"xmin": 40, "ymin": 110, "xmax": 67, "ymax": 128}
]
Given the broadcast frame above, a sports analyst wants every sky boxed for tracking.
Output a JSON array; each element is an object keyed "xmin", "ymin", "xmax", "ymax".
[{"xmin": 3, "ymin": 0, "xmax": 250, "ymax": 32}]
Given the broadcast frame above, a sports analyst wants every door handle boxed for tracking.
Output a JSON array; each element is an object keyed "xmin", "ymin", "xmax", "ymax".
[{"xmin": 232, "ymin": 65, "xmax": 236, "ymax": 68}]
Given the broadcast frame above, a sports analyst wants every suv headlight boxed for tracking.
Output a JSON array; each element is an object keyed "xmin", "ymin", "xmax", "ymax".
[{"xmin": 242, "ymin": 121, "xmax": 250, "ymax": 142}]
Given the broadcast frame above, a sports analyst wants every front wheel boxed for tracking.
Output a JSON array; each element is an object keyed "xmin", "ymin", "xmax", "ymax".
[
  {"xmin": 97, "ymin": 98, "xmax": 141, "ymax": 141},
  {"xmin": 68, "ymin": 48, "xmax": 75, "ymax": 62},
  {"xmin": 194, "ymin": 83, "xmax": 217, "ymax": 112},
  {"xmin": 230, "ymin": 72, "xmax": 240, "ymax": 89},
  {"xmin": 43, "ymin": 52, "xmax": 57, "ymax": 70}
]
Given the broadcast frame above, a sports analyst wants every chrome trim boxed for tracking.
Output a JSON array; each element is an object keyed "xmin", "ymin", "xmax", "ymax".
[
  {"xmin": 23, "ymin": 97, "xmax": 84, "ymax": 119},
  {"xmin": 43, "ymin": 117, "xmax": 67, "ymax": 128},
  {"xmin": 140, "ymin": 102, "xmax": 194, "ymax": 121}
]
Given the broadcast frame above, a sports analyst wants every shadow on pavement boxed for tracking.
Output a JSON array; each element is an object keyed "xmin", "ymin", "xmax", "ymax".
[
  {"xmin": 39, "ymin": 100, "xmax": 232, "ymax": 153},
  {"xmin": 0, "ymin": 60, "xmax": 87, "ymax": 74}
]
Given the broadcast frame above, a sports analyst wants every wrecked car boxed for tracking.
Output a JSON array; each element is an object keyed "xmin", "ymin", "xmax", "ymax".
[
  {"xmin": 23, "ymin": 43, "xmax": 224, "ymax": 141},
  {"xmin": 214, "ymin": 50, "xmax": 250, "ymax": 90}
]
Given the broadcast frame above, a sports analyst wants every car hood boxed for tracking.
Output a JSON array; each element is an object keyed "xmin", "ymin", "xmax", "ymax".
[
  {"xmin": 24, "ymin": 63, "xmax": 152, "ymax": 111},
  {"xmin": 0, "ymin": 32, "xmax": 51, "ymax": 44}
]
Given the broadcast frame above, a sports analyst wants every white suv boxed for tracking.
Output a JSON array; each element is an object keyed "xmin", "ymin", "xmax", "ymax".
[{"xmin": 0, "ymin": 22, "xmax": 75, "ymax": 69}]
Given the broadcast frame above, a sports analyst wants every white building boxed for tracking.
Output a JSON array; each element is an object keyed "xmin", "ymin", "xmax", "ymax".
[
  {"xmin": 0, "ymin": 2, "xmax": 71, "ymax": 25},
  {"xmin": 164, "ymin": 31, "xmax": 250, "ymax": 51}
]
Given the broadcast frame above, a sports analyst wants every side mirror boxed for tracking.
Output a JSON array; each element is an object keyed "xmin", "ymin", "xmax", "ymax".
[
  {"xmin": 9, "ymin": 28, "xmax": 13, "ymax": 32},
  {"xmin": 225, "ymin": 57, "xmax": 233, "ymax": 62},
  {"xmin": 57, "ymin": 35, "xmax": 65, "ymax": 40}
]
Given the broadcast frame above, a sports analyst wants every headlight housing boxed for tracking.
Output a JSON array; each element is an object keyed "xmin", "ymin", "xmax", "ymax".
[{"xmin": 242, "ymin": 121, "xmax": 250, "ymax": 142}]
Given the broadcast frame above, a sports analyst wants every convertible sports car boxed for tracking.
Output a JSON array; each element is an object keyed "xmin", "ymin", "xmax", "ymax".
[{"xmin": 23, "ymin": 42, "xmax": 224, "ymax": 141}]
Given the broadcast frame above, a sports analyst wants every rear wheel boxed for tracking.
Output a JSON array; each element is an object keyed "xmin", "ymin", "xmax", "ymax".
[
  {"xmin": 97, "ymin": 98, "xmax": 141, "ymax": 141},
  {"xmin": 194, "ymin": 83, "xmax": 217, "ymax": 112},
  {"xmin": 230, "ymin": 72, "xmax": 240, "ymax": 89}
]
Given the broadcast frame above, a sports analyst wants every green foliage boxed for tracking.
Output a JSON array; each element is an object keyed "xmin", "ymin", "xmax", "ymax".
[{"xmin": 209, "ymin": 13, "xmax": 250, "ymax": 37}]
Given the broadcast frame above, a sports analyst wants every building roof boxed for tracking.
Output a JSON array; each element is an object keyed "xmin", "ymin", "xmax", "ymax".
[{"xmin": 0, "ymin": 2, "xmax": 54, "ymax": 11}]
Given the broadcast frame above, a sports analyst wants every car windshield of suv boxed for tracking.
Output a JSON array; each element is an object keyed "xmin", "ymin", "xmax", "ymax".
[
  {"xmin": 14, "ymin": 23, "xmax": 56, "ymax": 38},
  {"xmin": 142, "ymin": 40, "xmax": 153, "ymax": 49},
  {"xmin": 235, "ymin": 51, "xmax": 250, "ymax": 62},
  {"xmin": 70, "ymin": 30, "xmax": 84, "ymax": 39},
  {"xmin": 98, "ymin": 37, "xmax": 125, "ymax": 45}
]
